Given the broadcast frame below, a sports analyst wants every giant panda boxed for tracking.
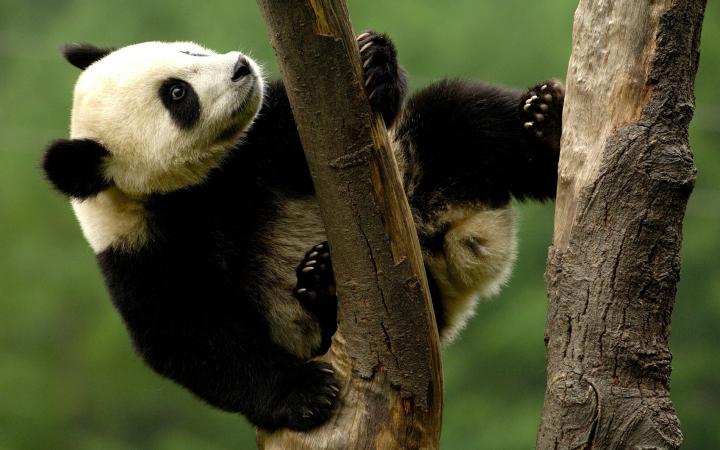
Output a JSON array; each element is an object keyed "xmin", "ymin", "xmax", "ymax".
[{"xmin": 42, "ymin": 32, "xmax": 563, "ymax": 431}]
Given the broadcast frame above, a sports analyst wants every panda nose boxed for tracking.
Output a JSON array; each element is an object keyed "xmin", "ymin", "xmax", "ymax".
[{"xmin": 232, "ymin": 56, "xmax": 252, "ymax": 81}]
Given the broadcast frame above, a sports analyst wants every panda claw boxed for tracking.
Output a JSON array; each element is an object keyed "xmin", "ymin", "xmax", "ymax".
[
  {"xmin": 357, "ymin": 32, "xmax": 371, "ymax": 41},
  {"xmin": 294, "ymin": 241, "xmax": 337, "ymax": 348},
  {"xmin": 360, "ymin": 42, "xmax": 373, "ymax": 53},
  {"xmin": 319, "ymin": 367, "xmax": 335, "ymax": 374},
  {"xmin": 365, "ymin": 72, "xmax": 374, "ymax": 87},
  {"xmin": 363, "ymin": 56, "xmax": 373, "ymax": 68},
  {"xmin": 521, "ymin": 80, "xmax": 564, "ymax": 148}
]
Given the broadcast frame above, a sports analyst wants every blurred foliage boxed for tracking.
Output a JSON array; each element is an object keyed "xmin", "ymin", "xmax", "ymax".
[{"xmin": 0, "ymin": 0, "xmax": 718, "ymax": 448}]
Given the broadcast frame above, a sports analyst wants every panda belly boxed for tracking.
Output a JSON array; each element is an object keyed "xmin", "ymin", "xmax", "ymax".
[
  {"xmin": 259, "ymin": 192, "xmax": 518, "ymax": 349},
  {"xmin": 255, "ymin": 195, "xmax": 327, "ymax": 360}
]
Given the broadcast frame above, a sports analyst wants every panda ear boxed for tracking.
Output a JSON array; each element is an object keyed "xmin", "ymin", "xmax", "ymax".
[
  {"xmin": 60, "ymin": 43, "xmax": 114, "ymax": 70},
  {"xmin": 42, "ymin": 139, "xmax": 112, "ymax": 199}
]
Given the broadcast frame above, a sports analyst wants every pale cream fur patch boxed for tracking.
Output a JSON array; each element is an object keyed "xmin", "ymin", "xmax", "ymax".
[
  {"xmin": 255, "ymin": 196, "xmax": 328, "ymax": 359},
  {"xmin": 424, "ymin": 205, "xmax": 518, "ymax": 343},
  {"xmin": 71, "ymin": 187, "xmax": 148, "ymax": 254}
]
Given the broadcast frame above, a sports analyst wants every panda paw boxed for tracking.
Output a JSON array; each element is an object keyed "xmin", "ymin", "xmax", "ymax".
[
  {"xmin": 294, "ymin": 241, "xmax": 336, "ymax": 311},
  {"xmin": 357, "ymin": 31, "xmax": 408, "ymax": 127},
  {"xmin": 279, "ymin": 361, "xmax": 341, "ymax": 431},
  {"xmin": 294, "ymin": 242, "xmax": 337, "ymax": 353},
  {"xmin": 521, "ymin": 80, "xmax": 565, "ymax": 149}
]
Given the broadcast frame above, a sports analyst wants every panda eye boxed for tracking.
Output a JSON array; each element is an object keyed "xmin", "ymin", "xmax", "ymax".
[
  {"xmin": 170, "ymin": 84, "xmax": 185, "ymax": 102},
  {"xmin": 170, "ymin": 85, "xmax": 186, "ymax": 101}
]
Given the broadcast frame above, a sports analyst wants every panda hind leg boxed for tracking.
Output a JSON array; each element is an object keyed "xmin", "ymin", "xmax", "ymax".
[
  {"xmin": 294, "ymin": 241, "xmax": 337, "ymax": 355},
  {"xmin": 356, "ymin": 30, "xmax": 409, "ymax": 127}
]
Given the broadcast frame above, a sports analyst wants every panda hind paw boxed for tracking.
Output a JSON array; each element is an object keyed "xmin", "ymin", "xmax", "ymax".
[
  {"xmin": 356, "ymin": 30, "xmax": 407, "ymax": 126},
  {"xmin": 521, "ymin": 80, "xmax": 565, "ymax": 149},
  {"xmin": 294, "ymin": 241, "xmax": 336, "ymax": 314}
]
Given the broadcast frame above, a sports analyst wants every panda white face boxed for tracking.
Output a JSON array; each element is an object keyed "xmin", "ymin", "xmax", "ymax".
[{"xmin": 70, "ymin": 41, "xmax": 264, "ymax": 196}]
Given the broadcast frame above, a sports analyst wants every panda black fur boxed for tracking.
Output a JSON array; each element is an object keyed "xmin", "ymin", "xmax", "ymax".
[{"xmin": 43, "ymin": 33, "xmax": 563, "ymax": 431}]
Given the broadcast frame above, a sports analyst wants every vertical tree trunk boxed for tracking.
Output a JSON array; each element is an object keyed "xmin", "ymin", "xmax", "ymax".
[
  {"xmin": 254, "ymin": 1, "xmax": 443, "ymax": 449},
  {"xmin": 538, "ymin": 1, "xmax": 706, "ymax": 449}
]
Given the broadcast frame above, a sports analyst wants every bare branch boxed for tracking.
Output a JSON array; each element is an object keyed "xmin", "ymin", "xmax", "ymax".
[{"xmin": 255, "ymin": 1, "xmax": 443, "ymax": 448}]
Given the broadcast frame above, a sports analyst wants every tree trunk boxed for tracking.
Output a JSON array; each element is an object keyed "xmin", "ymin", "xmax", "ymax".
[
  {"xmin": 254, "ymin": 1, "xmax": 443, "ymax": 449},
  {"xmin": 537, "ymin": 1, "xmax": 706, "ymax": 449}
]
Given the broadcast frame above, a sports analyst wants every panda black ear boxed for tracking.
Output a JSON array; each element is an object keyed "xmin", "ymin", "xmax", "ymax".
[
  {"xmin": 42, "ymin": 139, "xmax": 112, "ymax": 199},
  {"xmin": 60, "ymin": 43, "xmax": 114, "ymax": 70}
]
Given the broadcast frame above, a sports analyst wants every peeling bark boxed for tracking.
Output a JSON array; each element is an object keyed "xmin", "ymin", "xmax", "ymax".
[
  {"xmin": 254, "ymin": 1, "xmax": 443, "ymax": 448},
  {"xmin": 537, "ymin": 1, "xmax": 706, "ymax": 449}
]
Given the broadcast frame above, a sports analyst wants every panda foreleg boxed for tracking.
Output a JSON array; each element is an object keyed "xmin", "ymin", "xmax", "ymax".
[
  {"xmin": 236, "ymin": 358, "xmax": 341, "ymax": 431},
  {"xmin": 257, "ymin": 359, "xmax": 341, "ymax": 431},
  {"xmin": 129, "ymin": 310, "xmax": 341, "ymax": 431}
]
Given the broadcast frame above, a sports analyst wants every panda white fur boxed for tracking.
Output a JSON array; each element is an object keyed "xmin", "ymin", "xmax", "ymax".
[{"xmin": 42, "ymin": 33, "xmax": 563, "ymax": 431}]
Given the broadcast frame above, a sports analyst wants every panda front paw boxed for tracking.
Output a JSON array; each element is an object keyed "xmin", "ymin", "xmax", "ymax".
[
  {"xmin": 294, "ymin": 242, "xmax": 337, "ymax": 354},
  {"xmin": 521, "ymin": 80, "xmax": 565, "ymax": 149},
  {"xmin": 357, "ymin": 31, "xmax": 408, "ymax": 127},
  {"xmin": 277, "ymin": 361, "xmax": 341, "ymax": 431}
]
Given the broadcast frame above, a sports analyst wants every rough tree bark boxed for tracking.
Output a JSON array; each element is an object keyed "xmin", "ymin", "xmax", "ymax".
[
  {"xmin": 254, "ymin": 1, "xmax": 443, "ymax": 449},
  {"xmin": 538, "ymin": 1, "xmax": 706, "ymax": 449}
]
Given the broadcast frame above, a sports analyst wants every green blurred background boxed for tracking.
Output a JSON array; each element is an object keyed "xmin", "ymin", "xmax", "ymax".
[{"xmin": 1, "ymin": 1, "xmax": 718, "ymax": 448}]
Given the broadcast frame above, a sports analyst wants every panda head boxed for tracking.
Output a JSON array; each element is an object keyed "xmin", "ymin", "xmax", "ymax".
[{"xmin": 43, "ymin": 41, "xmax": 264, "ymax": 198}]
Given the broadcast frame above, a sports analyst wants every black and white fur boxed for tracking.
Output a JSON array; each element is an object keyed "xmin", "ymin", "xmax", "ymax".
[{"xmin": 42, "ymin": 33, "xmax": 563, "ymax": 431}]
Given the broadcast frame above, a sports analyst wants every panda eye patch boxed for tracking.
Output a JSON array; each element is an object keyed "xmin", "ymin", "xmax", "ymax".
[{"xmin": 159, "ymin": 78, "xmax": 200, "ymax": 129}]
